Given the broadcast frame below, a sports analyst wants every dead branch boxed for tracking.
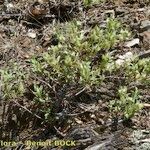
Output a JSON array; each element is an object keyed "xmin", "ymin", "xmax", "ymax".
[{"xmin": 12, "ymin": 100, "xmax": 43, "ymax": 120}]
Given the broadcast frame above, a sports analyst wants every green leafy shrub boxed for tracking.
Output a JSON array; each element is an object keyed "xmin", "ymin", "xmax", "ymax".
[
  {"xmin": 30, "ymin": 19, "xmax": 130, "ymax": 87},
  {"xmin": 124, "ymin": 58, "xmax": 150, "ymax": 84},
  {"xmin": 0, "ymin": 62, "xmax": 27, "ymax": 100},
  {"xmin": 110, "ymin": 86, "xmax": 143, "ymax": 119},
  {"xmin": 28, "ymin": 19, "xmax": 131, "ymax": 121},
  {"xmin": 2, "ymin": 18, "xmax": 145, "ymax": 124}
]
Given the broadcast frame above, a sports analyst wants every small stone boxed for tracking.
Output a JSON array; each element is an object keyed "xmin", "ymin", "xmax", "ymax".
[
  {"xmin": 6, "ymin": 3, "xmax": 14, "ymax": 8},
  {"xmin": 125, "ymin": 38, "xmax": 140, "ymax": 47},
  {"xmin": 119, "ymin": 52, "xmax": 133, "ymax": 60},
  {"xmin": 27, "ymin": 32, "xmax": 36, "ymax": 39},
  {"xmin": 123, "ymin": 52, "xmax": 134, "ymax": 60},
  {"xmin": 140, "ymin": 20, "xmax": 150, "ymax": 32},
  {"xmin": 115, "ymin": 7, "xmax": 128, "ymax": 16},
  {"xmin": 74, "ymin": 118, "xmax": 83, "ymax": 124},
  {"xmin": 115, "ymin": 59, "xmax": 124, "ymax": 66},
  {"xmin": 6, "ymin": 3, "xmax": 14, "ymax": 11},
  {"xmin": 116, "ymin": 52, "xmax": 134, "ymax": 66}
]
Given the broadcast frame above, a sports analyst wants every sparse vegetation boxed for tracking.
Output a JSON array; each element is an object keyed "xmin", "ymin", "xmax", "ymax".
[
  {"xmin": 83, "ymin": 0, "xmax": 104, "ymax": 6},
  {"xmin": 31, "ymin": 19, "xmax": 130, "ymax": 86},
  {"xmin": 110, "ymin": 86, "xmax": 143, "ymax": 120},
  {"xmin": 1, "ymin": 18, "xmax": 148, "ymax": 123},
  {"xmin": 28, "ymin": 19, "xmax": 132, "ymax": 122},
  {"xmin": 0, "ymin": 0, "xmax": 150, "ymax": 149},
  {"xmin": 0, "ymin": 62, "xmax": 27, "ymax": 100}
]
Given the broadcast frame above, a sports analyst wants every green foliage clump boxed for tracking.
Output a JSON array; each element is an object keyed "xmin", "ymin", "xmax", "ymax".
[
  {"xmin": 110, "ymin": 86, "xmax": 143, "ymax": 119},
  {"xmin": 0, "ymin": 62, "xmax": 27, "ymax": 100},
  {"xmin": 1, "ymin": 18, "xmax": 147, "ymax": 123},
  {"xmin": 29, "ymin": 19, "xmax": 131, "ymax": 121},
  {"xmin": 125, "ymin": 58, "xmax": 150, "ymax": 84},
  {"xmin": 30, "ymin": 19, "xmax": 130, "ymax": 87}
]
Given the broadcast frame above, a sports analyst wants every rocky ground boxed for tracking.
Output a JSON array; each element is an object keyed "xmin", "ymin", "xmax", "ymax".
[{"xmin": 0, "ymin": 0, "xmax": 150, "ymax": 150}]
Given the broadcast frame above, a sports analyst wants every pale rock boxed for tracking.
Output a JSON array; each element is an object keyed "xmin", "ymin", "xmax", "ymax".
[
  {"xmin": 116, "ymin": 52, "xmax": 134, "ymax": 66},
  {"xmin": 27, "ymin": 32, "xmax": 36, "ymax": 39},
  {"xmin": 115, "ymin": 59, "xmax": 124, "ymax": 66},
  {"xmin": 6, "ymin": 3, "xmax": 14, "ymax": 11},
  {"xmin": 123, "ymin": 52, "xmax": 134, "ymax": 60},
  {"xmin": 125, "ymin": 38, "xmax": 139, "ymax": 47},
  {"xmin": 6, "ymin": 3, "xmax": 14, "ymax": 8},
  {"xmin": 140, "ymin": 20, "xmax": 150, "ymax": 32}
]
